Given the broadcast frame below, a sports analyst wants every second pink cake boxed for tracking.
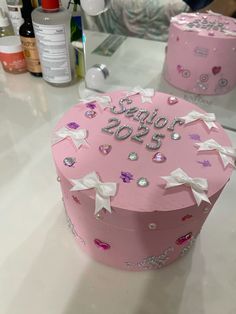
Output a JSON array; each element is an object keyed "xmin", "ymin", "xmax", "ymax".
[
  {"xmin": 164, "ymin": 12, "xmax": 236, "ymax": 95},
  {"xmin": 51, "ymin": 88, "xmax": 235, "ymax": 270}
]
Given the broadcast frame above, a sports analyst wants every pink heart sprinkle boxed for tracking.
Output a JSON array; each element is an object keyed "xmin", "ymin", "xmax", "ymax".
[
  {"xmin": 176, "ymin": 232, "xmax": 192, "ymax": 245},
  {"xmin": 182, "ymin": 214, "xmax": 193, "ymax": 221},
  {"xmin": 177, "ymin": 65, "xmax": 183, "ymax": 73},
  {"xmin": 212, "ymin": 66, "xmax": 221, "ymax": 75},
  {"xmin": 94, "ymin": 239, "xmax": 111, "ymax": 250},
  {"xmin": 99, "ymin": 144, "xmax": 112, "ymax": 155}
]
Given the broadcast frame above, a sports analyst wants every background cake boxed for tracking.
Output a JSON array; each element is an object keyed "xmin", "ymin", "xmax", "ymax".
[
  {"xmin": 164, "ymin": 12, "xmax": 236, "ymax": 95},
  {"xmin": 51, "ymin": 88, "xmax": 235, "ymax": 270}
]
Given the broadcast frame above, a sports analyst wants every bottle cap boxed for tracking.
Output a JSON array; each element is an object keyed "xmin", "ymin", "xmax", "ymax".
[
  {"xmin": 41, "ymin": 0, "xmax": 60, "ymax": 10},
  {"xmin": 0, "ymin": 8, "xmax": 10, "ymax": 27},
  {"xmin": 0, "ymin": 36, "xmax": 23, "ymax": 53}
]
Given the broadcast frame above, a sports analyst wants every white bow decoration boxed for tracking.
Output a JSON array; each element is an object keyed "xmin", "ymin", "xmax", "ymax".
[
  {"xmin": 180, "ymin": 110, "xmax": 218, "ymax": 130},
  {"xmin": 78, "ymin": 95, "xmax": 112, "ymax": 110},
  {"xmin": 223, "ymin": 30, "xmax": 236, "ymax": 37},
  {"xmin": 52, "ymin": 127, "xmax": 88, "ymax": 149},
  {"xmin": 195, "ymin": 139, "xmax": 236, "ymax": 168},
  {"xmin": 70, "ymin": 172, "xmax": 117, "ymax": 214},
  {"xmin": 161, "ymin": 168, "xmax": 211, "ymax": 206},
  {"xmin": 207, "ymin": 10, "xmax": 222, "ymax": 16},
  {"xmin": 171, "ymin": 17, "xmax": 188, "ymax": 25},
  {"xmin": 126, "ymin": 86, "xmax": 155, "ymax": 103}
]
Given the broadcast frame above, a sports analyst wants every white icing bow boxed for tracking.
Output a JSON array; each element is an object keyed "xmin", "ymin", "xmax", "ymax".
[
  {"xmin": 223, "ymin": 30, "xmax": 236, "ymax": 37},
  {"xmin": 78, "ymin": 95, "xmax": 112, "ymax": 110},
  {"xmin": 126, "ymin": 86, "xmax": 155, "ymax": 103},
  {"xmin": 162, "ymin": 168, "xmax": 211, "ymax": 206},
  {"xmin": 180, "ymin": 110, "xmax": 218, "ymax": 130},
  {"xmin": 207, "ymin": 10, "xmax": 222, "ymax": 16},
  {"xmin": 195, "ymin": 139, "xmax": 236, "ymax": 168},
  {"xmin": 170, "ymin": 17, "xmax": 187, "ymax": 25},
  {"xmin": 70, "ymin": 172, "xmax": 117, "ymax": 214},
  {"xmin": 52, "ymin": 127, "xmax": 88, "ymax": 149}
]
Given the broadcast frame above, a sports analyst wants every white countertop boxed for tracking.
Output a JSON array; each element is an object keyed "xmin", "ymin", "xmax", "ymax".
[{"xmin": 1, "ymin": 32, "xmax": 236, "ymax": 314}]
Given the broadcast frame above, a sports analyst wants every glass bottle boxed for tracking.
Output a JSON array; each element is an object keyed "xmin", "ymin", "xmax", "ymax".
[
  {"xmin": 0, "ymin": 8, "xmax": 14, "ymax": 37},
  {"xmin": 32, "ymin": 0, "xmax": 75, "ymax": 86},
  {"xmin": 19, "ymin": 0, "xmax": 42, "ymax": 77}
]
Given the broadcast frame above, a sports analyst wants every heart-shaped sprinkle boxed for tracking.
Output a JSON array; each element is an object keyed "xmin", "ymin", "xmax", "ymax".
[
  {"xmin": 177, "ymin": 65, "xmax": 183, "ymax": 73},
  {"xmin": 67, "ymin": 122, "xmax": 79, "ymax": 129},
  {"xmin": 152, "ymin": 152, "xmax": 167, "ymax": 163},
  {"xmin": 167, "ymin": 96, "xmax": 178, "ymax": 105},
  {"xmin": 94, "ymin": 239, "xmax": 111, "ymax": 250},
  {"xmin": 176, "ymin": 232, "xmax": 192, "ymax": 245},
  {"xmin": 212, "ymin": 66, "xmax": 221, "ymax": 75},
  {"xmin": 99, "ymin": 144, "xmax": 112, "ymax": 155},
  {"xmin": 182, "ymin": 214, "xmax": 193, "ymax": 221}
]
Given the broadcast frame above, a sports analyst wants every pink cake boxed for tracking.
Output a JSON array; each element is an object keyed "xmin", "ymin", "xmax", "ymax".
[
  {"xmin": 164, "ymin": 12, "xmax": 236, "ymax": 95},
  {"xmin": 51, "ymin": 88, "xmax": 235, "ymax": 270}
]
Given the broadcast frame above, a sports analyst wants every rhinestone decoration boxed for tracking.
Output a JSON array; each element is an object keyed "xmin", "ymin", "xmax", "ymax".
[
  {"xmin": 180, "ymin": 237, "xmax": 196, "ymax": 257},
  {"xmin": 171, "ymin": 132, "xmax": 181, "ymax": 140},
  {"xmin": 137, "ymin": 177, "xmax": 149, "ymax": 187},
  {"xmin": 63, "ymin": 157, "xmax": 76, "ymax": 167},
  {"xmin": 148, "ymin": 223, "xmax": 157, "ymax": 230},
  {"xmin": 182, "ymin": 69, "xmax": 191, "ymax": 78},
  {"xmin": 152, "ymin": 152, "xmax": 167, "ymax": 163},
  {"xmin": 94, "ymin": 239, "xmax": 111, "ymax": 250},
  {"xmin": 65, "ymin": 209, "xmax": 78, "ymax": 237},
  {"xmin": 99, "ymin": 144, "xmax": 112, "ymax": 155},
  {"xmin": 218, "ymin": 78, "xmax": 228, "ymax": 87},
  {"xmin": 85, "ymin": 110, "xmax": 97, "ymax": 118},
  {"xmin": 199, "ymin": 74, "xmax": 209, "ymax": 83},
  {"xmin": 96, "ymin": 213, "xmax": 103, "ymax": 220},
  {"xmin": 57, "ymin": 176, "xmax": 61, "ymax": 182},
  {"xmin": 197, "ymin": 160, "xmax": 212, "ymax": 167},
  {"xmin": 125, "ymin": 247, "xmax": 174, "ymax": 270},
  {"xmin": 189, "ymin": 133, "xmax": 201, "ymax": 141},
  {"xmin": 120, "ymin": 171, "xmax": 133, "ymax": 183},
  {"xmin": 167, "ymin": 96, "xmax": 178, "ymax": 105},
  {"xmin": 128, "ymin": 152, "xmax": 138, "ymax": 161},
  {"xmin": 86, "ymin": 102, "xmax": 96, "ymax": 109},
  {"xmin": 67, "ymin": 122, "xmax": 79, "ymax": 129},
  {"xmin": 176, "ymin": 232, "xmax": 192, "ymax": 245}
]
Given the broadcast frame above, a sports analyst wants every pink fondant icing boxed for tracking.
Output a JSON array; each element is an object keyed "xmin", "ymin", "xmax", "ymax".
[
  {"xmin": 164, "ymin": 12, "xmax": 236, "ymax": 95},
  {"xmin": 52, "ymin": 90, "xmax": 234, "ymax": 270}
]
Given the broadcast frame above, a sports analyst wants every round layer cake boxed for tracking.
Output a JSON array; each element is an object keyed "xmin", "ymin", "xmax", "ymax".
[
  {"xmin": 164, "ymin": 11, "xmax": 236, "ymax": 95},
  {"xmin": 51, "ymin": 89, "xmax": 235, "ymax": 270}
]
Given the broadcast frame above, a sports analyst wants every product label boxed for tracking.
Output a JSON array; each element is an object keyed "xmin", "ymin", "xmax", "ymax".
[
  {"xmin": 20, "ymin": 36, "xmax": 41, "ymax": 73},
  {"xmin": 0, "ymin": 51, "xmax": 26, "ymax": 74},
  {"xmin": 32, "ymin": 23, "xmax": 71, "ymax": 84},
  {"xmin": 7, "ymin": 5, "xmax": 24, "ymax": 35}
]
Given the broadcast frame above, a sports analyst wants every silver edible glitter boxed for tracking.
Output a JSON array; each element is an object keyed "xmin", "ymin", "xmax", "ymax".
[
  {"xmin": 171, "ymin": 132, "xmax": 181, "ymax": 140},
  {"xmin": 137, "ymin": 177, "xmax": 149, "ymax": 187},
  {"xmin": 128, "ymin": 152, "xmax": 138, "ymax": 161}
]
